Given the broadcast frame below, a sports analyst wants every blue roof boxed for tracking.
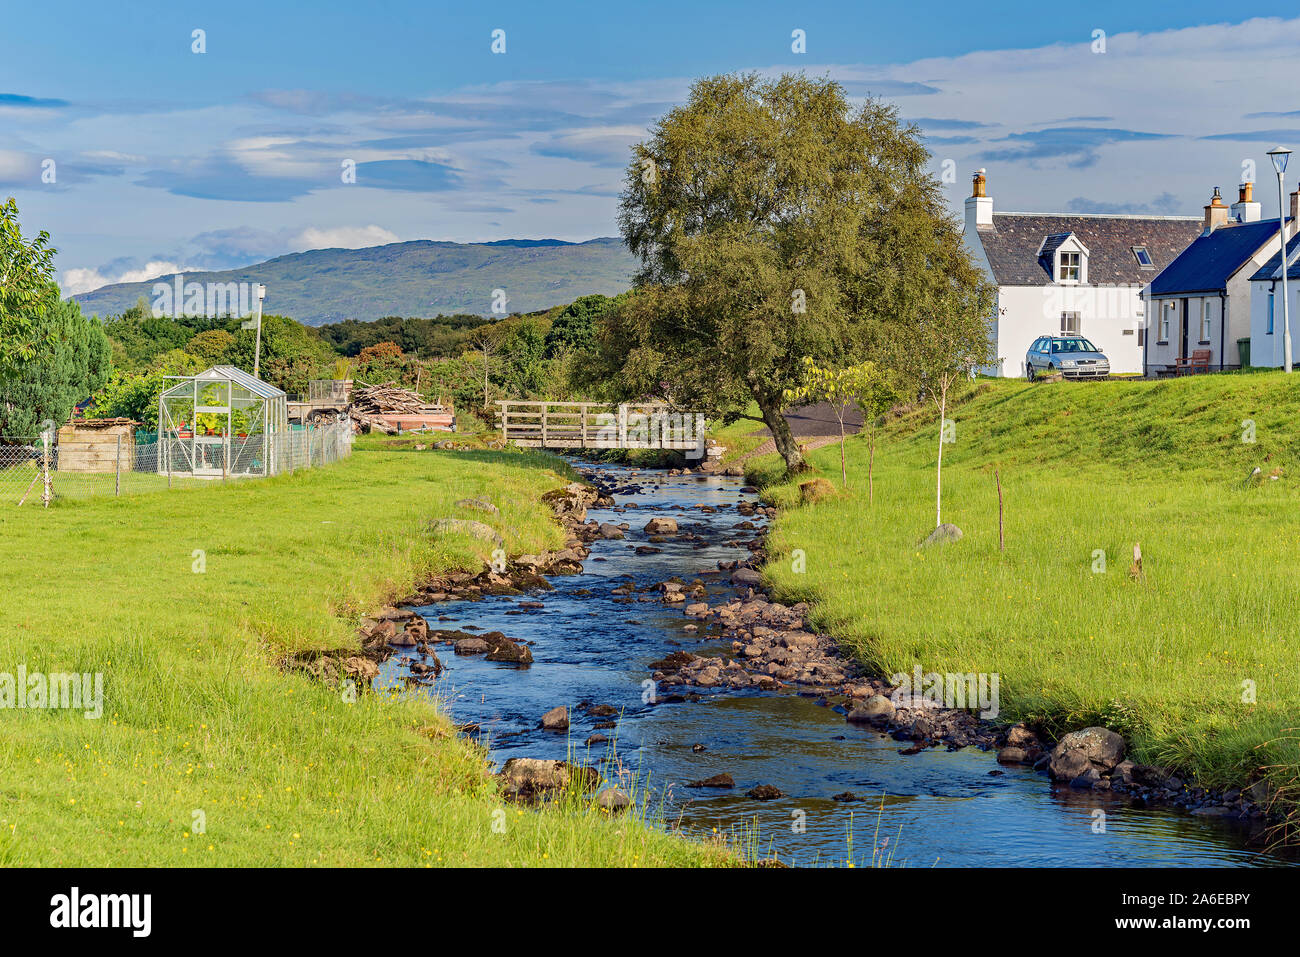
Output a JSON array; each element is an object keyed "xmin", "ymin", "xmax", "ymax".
[
  {"xmin": 1148, "ymin": 219, "xmax": 1283, "ymax": 295},
  {"xmin": 1248, "ymin": 231, "xmax": 1300, "ymax": 282}
]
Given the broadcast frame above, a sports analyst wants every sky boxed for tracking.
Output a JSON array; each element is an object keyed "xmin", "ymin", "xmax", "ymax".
[{"xmin": 4, "ymin": 1, "xmax": 1300, "ymax": 295}]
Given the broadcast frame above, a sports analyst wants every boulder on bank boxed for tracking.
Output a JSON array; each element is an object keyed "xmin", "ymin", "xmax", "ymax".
[
  {"xmin": 1048, "ymin": 727, "xmax": 1126, "ymax": 781},
  {"xmin": 498, "ymin": 758, "xmax": 598, "ymax": 797},
  {"xmin": 922, "ymin": 523, "xmax": 963, "ymax": 546},
  {"xmin": 595, "ymin": 787, "xmax": 632, "ymax": 812},
  {"xmin": 730, "ymin": 567, "xmax": 763, "ymax": 586},
  {"xmin": 799, "ymin": 478, "xmax": 835, "ymax": 504},
  {"xmin": 455, "ymin": 497, "xmax": 499, "ymax": 515},
  {"xmin": 847, "ymin": 695, "xmax": 896, "ymax": 724},
  {"xmin": 426, "ymin": 518, "xmax": 504, "ymax": 548}
]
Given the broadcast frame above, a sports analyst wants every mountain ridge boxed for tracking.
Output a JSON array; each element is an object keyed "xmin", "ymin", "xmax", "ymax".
[{"xmin": 72, "ymin": 237, "xmax": 636, "ymax": 325}]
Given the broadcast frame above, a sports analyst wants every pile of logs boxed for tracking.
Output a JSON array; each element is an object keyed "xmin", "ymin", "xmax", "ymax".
[{"xmin": 348, "ymin": 383, "xmax": 452, "ymax": 434}]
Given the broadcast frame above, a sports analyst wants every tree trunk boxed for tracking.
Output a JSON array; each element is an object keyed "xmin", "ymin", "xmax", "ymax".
[
  {"xmin": 935, "ymin": 383, "xmax": 946, "ymax": 528},
  {"xmin": 756, "ymin": 392, "xmax": 804, "ymax": 475}
]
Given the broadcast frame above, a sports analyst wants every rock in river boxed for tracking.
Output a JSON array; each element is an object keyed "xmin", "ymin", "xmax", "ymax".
[
  {"xmin": 687, "ymin": 773, "xmax": 735, "ymax": 789},
  {"xmin": 541, "ymin": 705, "xmax": 569, "ymax": 731},
  {"xmin": 644, "ymin": 517, "xmax": 678, "ymax": 534}
]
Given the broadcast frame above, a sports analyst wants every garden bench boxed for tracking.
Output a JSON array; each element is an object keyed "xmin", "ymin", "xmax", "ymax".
[{"xmin": 1173, "ymin": 349, "xmax": 1212, "ymax": 375}]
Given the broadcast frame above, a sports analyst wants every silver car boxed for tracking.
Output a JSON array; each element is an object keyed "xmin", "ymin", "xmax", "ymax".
[{"xmin": 1025, "ymin": 335, "xmax": 1111, "ymax": 381}]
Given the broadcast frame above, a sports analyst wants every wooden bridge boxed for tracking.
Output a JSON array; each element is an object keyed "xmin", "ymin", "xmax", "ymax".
[{"xmin": 496, "ymin": 401, "xmax": 705, "ymax": 452}]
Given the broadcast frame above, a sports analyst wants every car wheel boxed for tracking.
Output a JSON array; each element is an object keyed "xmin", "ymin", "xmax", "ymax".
[{"xmin": 1026, "ymin": 364, "xmax": 1036, "ymax": 382}]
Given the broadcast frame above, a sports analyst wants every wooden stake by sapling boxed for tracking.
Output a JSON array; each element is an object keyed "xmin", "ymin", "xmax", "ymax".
[
  {"xmin": 995, "ymin": 467, "xmax": 1004, "ymax": 552},
  {"xmin": 1129, "ymin": 543, "xmax": 1143, "ymax": 580}
]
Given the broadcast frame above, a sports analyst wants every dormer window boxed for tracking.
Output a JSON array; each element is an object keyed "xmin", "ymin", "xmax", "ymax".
[
  {"xmin": 1132, "ymin": 246, "xmax": 1154, "ymax": 269},
  {"xmin": 1038, "ymin": 231, "xmax": 1088, "ymax": 284}
]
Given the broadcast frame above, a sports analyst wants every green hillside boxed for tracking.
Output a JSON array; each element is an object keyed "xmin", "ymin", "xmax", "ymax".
[{"xmin": 73, "ymin": 238, "xmax": 636, "ymax": 325}]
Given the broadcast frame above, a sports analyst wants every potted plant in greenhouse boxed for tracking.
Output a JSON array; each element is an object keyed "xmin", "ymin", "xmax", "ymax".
[{"xmin": 231, "ymin": 409, "xmax": 250, "ymax": 438}]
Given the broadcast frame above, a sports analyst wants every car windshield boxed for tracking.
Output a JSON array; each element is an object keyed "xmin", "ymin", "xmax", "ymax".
[{"xmin": 1051, "ymin": 338, "xmax": 1099, "ymax": 354}]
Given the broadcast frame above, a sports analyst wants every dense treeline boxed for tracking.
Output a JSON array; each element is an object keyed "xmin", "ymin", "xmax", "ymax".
[{"xmin": 79, "ymin": 291, "xmax": 621, "ymax": 428}]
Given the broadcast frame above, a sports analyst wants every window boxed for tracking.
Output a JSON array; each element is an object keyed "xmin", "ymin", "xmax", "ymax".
[
  {"xmin": 1268, "ymin": 292, "xmax": 1275, "ymax": 335},
  {"xmin": 1159, "ymin": 302, "xmax": 1173, "ymax": 342},
  {"xmin": 1200, "ymin": 300, "xmax": 1212, "ymax": 342},
  {"xmin": 1132, "ymin": 246, "xmax": 1154, "ymax": 269},
  {"xmin": 1059, "ymin": 251, "xmax": 1081, "ymax": 282},
  {"xmin": 1137, "ymin": 325, "xmax": 1146, "ymax": 347},
  {"xmin": 1060, "ymin": 311, "xmax": 1081, "ymax": 334}
]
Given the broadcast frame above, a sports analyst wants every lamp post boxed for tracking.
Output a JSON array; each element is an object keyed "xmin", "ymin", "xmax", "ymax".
[
  {"xmin": 252, "ymin": 282, "xmax": 265, "ymax": 379},
  {"xmin": 1268, "ymin": 147, "xmax": 1292, "ymax": 372}
]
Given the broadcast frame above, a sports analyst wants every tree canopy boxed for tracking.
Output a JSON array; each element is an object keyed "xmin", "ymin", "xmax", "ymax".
[{"xmin": 596, "ymin": 71, "xmax": 992, "ymax": 473}]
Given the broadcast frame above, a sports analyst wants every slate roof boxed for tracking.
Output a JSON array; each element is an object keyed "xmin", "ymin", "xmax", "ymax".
[
  {"xmin": 975, "ymin": 213, "xmax": 1201, "ymax": 286},
  {"xmin": 1248, "ymin": 231, "xmax": 1300, "ymax": 282},
  {"xmin": 1148, "ymin": 219, "xmax": 1284, "ymax": 295}
]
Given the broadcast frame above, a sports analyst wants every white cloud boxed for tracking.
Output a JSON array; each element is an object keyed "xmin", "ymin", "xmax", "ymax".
[
  {"xmin": 61, "ymin": 260, "xmax": 194, "ymax": 296},
  {"xmin": 293, "ymin": 225, "xmax": 400, "ymax": 249}
]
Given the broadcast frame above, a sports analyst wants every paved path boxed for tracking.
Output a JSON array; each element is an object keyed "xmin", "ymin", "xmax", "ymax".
[{"xmin": 730, "ymin": 402, "xmax": 862, "ymax": 464}]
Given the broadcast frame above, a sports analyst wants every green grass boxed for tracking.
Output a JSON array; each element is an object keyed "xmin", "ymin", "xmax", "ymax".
[
  {"xmin": 761, "ymin": 373, "xmax": 1300, "ymax": 814},
  {"xmin": 0, "ymin": 446, "xmax": 732, "ymax": 866}
]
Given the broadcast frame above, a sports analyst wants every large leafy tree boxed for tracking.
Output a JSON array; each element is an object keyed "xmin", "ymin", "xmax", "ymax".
[
  {"xmin": 544, "ymin": 294, "xmax": 615, "ymax": 358},
  {"xmin": 0, "ymin": 198, "xmax": 58, "ymax": 382},
  {"xmin": 600, "ymin": 72, "xmax": 989, "ymax": 474},
  {"xmin": 0, "ymin": 292, "xmax": 112, "ymax": 436}
]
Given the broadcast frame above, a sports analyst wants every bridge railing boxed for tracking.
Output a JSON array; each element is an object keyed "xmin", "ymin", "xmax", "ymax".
[{"xmin": 496, "ymin": 401, "xmax": 704, "ymax": 452}]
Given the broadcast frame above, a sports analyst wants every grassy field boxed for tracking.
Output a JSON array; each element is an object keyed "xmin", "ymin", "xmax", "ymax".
[
  {"xmin": 0, "ymin": 444, "xmax": 731, "ymax": 866},
  {"xmin": 757, "ymin": 373, "xmax": 1300, "ymax": 810}
]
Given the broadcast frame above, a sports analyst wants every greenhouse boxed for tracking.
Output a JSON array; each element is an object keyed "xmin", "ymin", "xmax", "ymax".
[{"xmin": 157, "ymin": 365, "xmax": 289, "ymax": 478}]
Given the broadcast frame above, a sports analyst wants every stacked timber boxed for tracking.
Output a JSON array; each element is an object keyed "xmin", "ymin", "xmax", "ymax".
[
  {"xmin": 57, "ymin": 420, "xmax": 139, "ymax": 472},
  {"xmin": 348, "ymin": 383, "xmax": 454, "ymax": 434}
]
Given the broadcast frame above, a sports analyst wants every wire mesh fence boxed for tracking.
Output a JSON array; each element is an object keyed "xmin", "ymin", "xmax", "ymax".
[{"xmin": 0, "ymin": 420, "xmax": 354, "ymax": 507}]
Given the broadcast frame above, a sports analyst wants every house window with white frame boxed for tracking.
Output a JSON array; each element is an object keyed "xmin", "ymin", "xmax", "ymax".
[
  {"xmin": 1060, "ymin": 311, "xmax": 1080, "ymax": 334},
  {"xmin": 1159, "ymin": 302, "xmax": 1173, "ymax": 342},
  {"xmin": 1268, "ymin": 292, "xmax": 1275, "ymax": 334},
  {"xmin": 1058, "ymin": 251, "xmax": 1081, "ymax": 282},
  {"xmin": 1200, "ymin": 300, "xmax": 1212, "ymax": 343}
]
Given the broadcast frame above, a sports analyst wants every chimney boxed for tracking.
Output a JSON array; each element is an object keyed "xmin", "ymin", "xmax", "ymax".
[
  {"xmin": 964, "ymin": 168, "xmax": 993, "ymax": 230},
  {"xmin": 1231, "ymin": 181, "xmax": 1261, "ymax": 223},
  {"xmin": 1291, "ymin": 189, "xmax": 1300, "ymax": 237},
  {"xmin": 1203, "ymin": 186, "xmax": 1229, "ymax": 234}
]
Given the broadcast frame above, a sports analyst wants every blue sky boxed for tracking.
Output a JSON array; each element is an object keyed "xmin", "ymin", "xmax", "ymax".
[{"xmin": 4, "ymin": 2, "xmax": 1300, "ymax": 294}]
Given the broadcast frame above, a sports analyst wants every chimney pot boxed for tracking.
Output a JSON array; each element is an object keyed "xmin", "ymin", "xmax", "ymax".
[{"xmin": 1204, "ymin": 187, "xmax": 1230, "ymax": 233}]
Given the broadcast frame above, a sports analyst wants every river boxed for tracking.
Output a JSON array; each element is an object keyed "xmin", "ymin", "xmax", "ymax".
[{"xmin": 382, "ymin": 463, "xmax": 1289, "ymax": 867}]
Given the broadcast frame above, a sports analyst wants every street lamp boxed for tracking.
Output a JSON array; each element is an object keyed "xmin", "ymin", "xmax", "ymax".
[
  {"xmin": 252, "ymin": 282, "xmax": 265, "ymax": 379},
  {"xmin": 1268, "ymin": 147, "xmax": 1292, "ymax": 372}
]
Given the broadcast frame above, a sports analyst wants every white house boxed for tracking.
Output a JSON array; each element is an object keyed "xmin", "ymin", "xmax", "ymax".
[
  {"xmin": 962, "ymin": 170, "xmax": 1202, "ymax": 376},
  {"xmin": 1248, "ymin": 224, "xmax": 1300, "ymax": 369},
  {"xmin": 1142, "ymin": 183, "xmax": 1293, "ymax": 372}
]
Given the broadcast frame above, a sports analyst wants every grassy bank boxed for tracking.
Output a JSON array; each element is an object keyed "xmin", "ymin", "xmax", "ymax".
[
  {"xmin": 758, "ymin": 373, "xmax": 1300, "ymax": 811},
  {"xmin": 0, "ymin": 444, "xmax": 731, "ymax": 866}
]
